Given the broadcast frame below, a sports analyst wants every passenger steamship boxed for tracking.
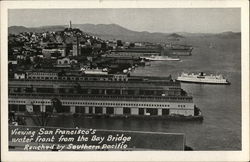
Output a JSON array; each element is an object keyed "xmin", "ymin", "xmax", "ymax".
[
  {"xmin": 177, "ymin": 72, "xmax": 230, "ymax": 85},
  {"xmin": 9, "ymin": 70, "xmax": 203, "ymax": 120}
]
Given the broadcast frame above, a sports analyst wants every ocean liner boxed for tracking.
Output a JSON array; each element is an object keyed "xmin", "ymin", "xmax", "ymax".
[
  {"xmin": 177, "ymin": 72, "xmax": 230, "ymax": 85},
  {"xmin": 9, "ymin": 71, "xmax": 203, "ymax": 121}
]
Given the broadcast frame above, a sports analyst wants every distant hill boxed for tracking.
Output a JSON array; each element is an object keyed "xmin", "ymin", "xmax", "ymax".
[
  {"xmin": 8, "ymin": 24, "xmax": 174, "ymax": 42},
  {"xmin": 167, "ymin": 33, "xmax": 184, "ymax": 38},
  {"xmin": 72, "ymin": 24, "xmax": 175, "ymax": 42},
  {"xmin": 8, "ymin": 24, "xmax": 240, "ymax": 42},
  {"xmin": 73, "ymin": 24, "xmax": 137, "ymax": 36},
  {"xmin": 177, "ymin": 31, "xmax": 241, "ymax": 39},
  {"xmin": 8, "ymin": 25, "xmax": 66, "ymax": 35},
  {"xmin": 214, "ymin": 31, "xmax": 241, "ymax": 39},
  {"xmin": 8, "ymin": 26, "xmax": 31, "ymax": 34}
]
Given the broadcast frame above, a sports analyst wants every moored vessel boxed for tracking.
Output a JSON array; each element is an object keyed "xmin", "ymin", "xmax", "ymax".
[
  {"xmin": 141, "ymin": 55, "xmax": 180, "ymax": 61},
  {"xmin": 81, "ymin": 68, "xmax": 108, "ymax": 75},
  {"xmin": 177, "ymin": 72, "xmax": 230, "ymax": 85}
]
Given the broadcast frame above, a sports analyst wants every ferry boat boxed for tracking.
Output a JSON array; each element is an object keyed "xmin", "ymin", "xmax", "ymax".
[
  {"xmin": 142, "ymin": 56, "xmax": 180, "ymax": 61},
  {"xmin": 176, "ymin": 72, "xmax": 230, "ymax": 85}
]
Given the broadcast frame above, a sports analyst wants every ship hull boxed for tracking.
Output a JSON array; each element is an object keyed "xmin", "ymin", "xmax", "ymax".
[
  {"xmin": 142, "ymin": 57, "xmax": 180, "ymax": 61},
  {"xmin": 147, "ymin": 58, "xmax": 180, "ymax": 61},
  {"xmin": 176, "ymin": 79, "xmax": 230, "ymax": 85}
]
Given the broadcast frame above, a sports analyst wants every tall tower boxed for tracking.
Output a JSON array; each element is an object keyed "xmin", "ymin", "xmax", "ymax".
[
  {"xmin": 69, "ymin": 21, "xmax": 72, "ymax": 29},
  {"xmin": 73, "ymin": 37, "xmax": 80, "ymax": 56}
]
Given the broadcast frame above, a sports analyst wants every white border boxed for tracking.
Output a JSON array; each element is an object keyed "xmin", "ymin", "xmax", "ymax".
[{"xmin": 1, "ymin": 1, "xmax": 249, "ymax": 161}]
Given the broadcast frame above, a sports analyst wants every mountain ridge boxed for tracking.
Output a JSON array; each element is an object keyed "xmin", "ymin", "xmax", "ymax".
[{"xmin": 8, "ymin": 24, "xmax": 241, "ymax": 42}]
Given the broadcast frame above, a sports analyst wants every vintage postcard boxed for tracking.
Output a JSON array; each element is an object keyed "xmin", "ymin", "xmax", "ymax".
[{"xmin": 1, "ymin": 0, "xmax": 249, "ymax": 161}]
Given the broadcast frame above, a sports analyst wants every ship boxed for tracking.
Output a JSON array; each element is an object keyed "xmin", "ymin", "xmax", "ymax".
[
  {"xmin": 165, "ymin": 44, "xmax": 193, "ymax": 56},
  {"xmin": 141, "ymin": 55, "xmax": 180, "ymax": 61},
  {"xmin": 176, "ymin": 72, "xmax": 230, "ymax": 85}
]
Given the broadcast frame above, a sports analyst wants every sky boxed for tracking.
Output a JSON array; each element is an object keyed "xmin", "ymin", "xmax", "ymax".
[{"xmin": 8, "ymin": 8, "xmax": 241, "ymax": 33}]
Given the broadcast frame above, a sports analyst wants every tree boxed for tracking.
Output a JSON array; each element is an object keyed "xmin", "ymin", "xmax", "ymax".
[
  {"xmin": 117, "ymin": 40, "xmax": 123, "ymax": 46},
  {"xmin": 24, "ymin": 98, "xmax": 63, "ymax": 126},
  {"xmin": 25, "ymin": 57, "xmax": 31, "ymax": 65},
  {"xmin": 129, "ymin": 43, "xmax": 135, "ymax": 48},
  {"xmin": 51, "ymin": 98, "xmax": 63, "ymax": 113}
]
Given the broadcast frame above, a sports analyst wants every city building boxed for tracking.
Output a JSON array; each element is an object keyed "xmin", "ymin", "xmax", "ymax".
[
  {"xmin": 8, "ymin": 60, "xmax": 18, "ymax": 65},
  {"xmin": 42, "ymin": 49, "xmax": 66, "ymax": 58},
  {"xmin": 8, "ymin": 73, "xmax": 201, "ymax": 119},
  {"xmin": 73, "ymin": 43, "xmax": 80, "ymax": 56}
]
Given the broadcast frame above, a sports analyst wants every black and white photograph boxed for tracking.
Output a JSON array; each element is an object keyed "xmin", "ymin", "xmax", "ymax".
[{"xmin": 1, "ymin": 0, "xmax": 249, "ymax": 161}]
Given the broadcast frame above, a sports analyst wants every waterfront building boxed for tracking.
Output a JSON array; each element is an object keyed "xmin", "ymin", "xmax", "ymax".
[
  {"xmin": 165, "ymin": 44, "xmax": 193, "ymax": 56},
  {"xmin": 25, "ymin": 71, "xmax": 59, "ymax": 80},
  {"xmin": 107, "ymin": 47, "xmax": 162, "ymax": 58},
  {"xmin": 8, "ymin": 73, "xmax": 201, "ymax": 118}
]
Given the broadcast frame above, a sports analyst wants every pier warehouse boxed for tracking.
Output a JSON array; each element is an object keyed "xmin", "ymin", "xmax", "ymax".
[{"xmin": 8, "ymin": 72, "xmax": 200, "ymax": 117}]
